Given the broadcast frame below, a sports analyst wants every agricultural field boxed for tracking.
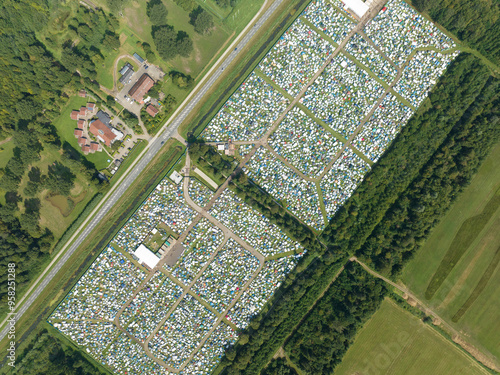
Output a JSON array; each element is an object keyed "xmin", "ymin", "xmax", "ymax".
[
  {"xmin": 333, "ymin": 299, "xmax": 489, "ymax": 375},
  {"xmin": 402, "ymin": 142, "xmax": 500, "ymax": 360}
]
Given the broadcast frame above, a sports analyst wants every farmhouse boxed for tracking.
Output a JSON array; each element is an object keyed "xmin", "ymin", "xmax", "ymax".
[{"xmin": 128, "ymin": 73, "xmax": 154, "ymax": 103}]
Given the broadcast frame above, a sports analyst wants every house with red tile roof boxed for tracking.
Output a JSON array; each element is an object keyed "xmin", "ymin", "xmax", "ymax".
[
  {"xmin": 128, "ymin": 74, "xmax": 154, "ymax": 103},
  {"xmin": 146, "ymin": 104, "xmax": 159, "ymax": 117},
  {"xmin": 78, "ymin": 137, "xmax": 87, "ymax": 145},
  {"xmin": 71, "ymin": 110, "xmax": 80, "ymax": 120},
  {"xmin": 90, "ymin": 142, "xmax": 101, "ymax": 152},
  {"xmin": 89, "ymin": 119, "xmax": 123, "ymax": 147},
  {"xmin": 74, "ymin": 128, "xmax": 83, "ymax": 137}
]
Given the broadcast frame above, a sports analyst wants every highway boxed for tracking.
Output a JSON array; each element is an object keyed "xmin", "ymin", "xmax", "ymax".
[{"xmin": 0, "ymin": 0, "xmax": 285, "ymax": 343}]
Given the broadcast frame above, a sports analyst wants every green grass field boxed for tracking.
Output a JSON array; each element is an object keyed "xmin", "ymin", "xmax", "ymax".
[
  {"xmin": 402, "ymin": 142, "xmax": 500, "ymax": 360},
  {"xmin": 333, "ymin": 299, "xmax": 490, "ymax": 375},
  {"xmin": 52, "ymin": 96, "xmax": 111, "ymax": 170},
  {"xmin": 0, "ymin": 140, "xmax": 15, "ymax": 169}
]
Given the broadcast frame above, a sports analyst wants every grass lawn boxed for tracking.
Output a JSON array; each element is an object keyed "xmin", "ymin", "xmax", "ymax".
[
  {"xmin": 402, "ymin": 142, "xmax": 500, "ymax": 359},
  {"xmin": 333, "ymin": 299, "xmax": 490, "ymax": 375},
  {"xmin": 52, "ymin": 96, "xmax": 111, "ymax": 170},
  {"xmin": 158, "ymin": 0, "xmax": 231, "ymax": 78},
  {"xmin": 223, "ymin": 0, "xmax": 265, "ymax": 32},
  {"xmin": 0, "ymin": 140, "xmax": 15, "ymax": 168}
]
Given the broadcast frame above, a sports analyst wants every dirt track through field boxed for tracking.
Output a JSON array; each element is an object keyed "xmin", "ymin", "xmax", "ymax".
[{"xmin": 351, "ymin": 257, "xmax": 500, "ymax": 372}]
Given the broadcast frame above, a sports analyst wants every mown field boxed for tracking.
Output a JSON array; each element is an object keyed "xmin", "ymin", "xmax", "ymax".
[
  {"xmin": 402, "ymin": 141, "xmax": 500, "ymax": 360},
  {"xmin": 333, "ymin": 299, "xmax": 489, "ymax": 375}
]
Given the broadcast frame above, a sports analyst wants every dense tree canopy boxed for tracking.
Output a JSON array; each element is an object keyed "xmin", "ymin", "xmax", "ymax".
[
  {"xmin": 147, "ymin": 0, "xmax": 169, "ymax": 26},
  {"xmin": 12, "ymin": 329, "xmax": 106, "ymax": 375},
  {"xmin": 412, "ymin": 0, "xmax": 500, "ymax": 62},
  {"xmin": 190, "ymin": 6, "xmax": 214, "ymax": 35},
  {"xmin": 153, "ymin": 26, "xmax": 193, "ymax": 60}
]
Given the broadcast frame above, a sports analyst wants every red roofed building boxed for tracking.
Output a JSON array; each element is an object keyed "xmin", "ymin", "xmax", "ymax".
[
  {"xmin": 87, "ymin": 103, "xmax": 96, "ymax": 112},
  {"xmin": 74, "ymin": 128, "xmax": 83, "ymax": 137},
  {"xmin": 89, "ymin": 119, "xmax": 120, "ymax": 147},
  {"xmin": 79, "ymin": 107, "xmax": 87, "ymax": 116},
  {"xmin": 78, "ymin": 90, "xmax": 87, "ymax": 97},
  {"xmin": 78, "ymin": 137, "xmax": 87, "ymax": 145},
  {"xmin": 146, "ymin": 104, "xmax": 159, "ymax": 117},
  {"xmin": 90, "ymin": 142, "xmax": 101, "ymax": 153},
  {"xmin": 128, "ymin": 74, "xmax": 154, "ymax": 103},
  {"xmin": 71, "ymin": 110, "xmax": 80, "ymax": 120},
  {"xmin": 82, "ymin": 144, "xmax": 90, "ymax": 154},
  {"xmin": 77, "ymin": 119, "xmax": 85, "ymax": 128}
]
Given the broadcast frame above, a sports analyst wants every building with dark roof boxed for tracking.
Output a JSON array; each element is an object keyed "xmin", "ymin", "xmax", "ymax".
[
  {"xmin": 133, "ymin": 53, "xmax": 144, "ymax": 63},
  {"xmin": 119, "ymin": 63, "xmax": 133, "ymax": 76},
  {"xmin": 119, "ymin": 63, "xmax": 134, "ymax": 84},
  {"xmin": 146, "ymin": 104, "xmax": 159, "ymax": 117},
  {"xmin": 96, "ymin": 110, "xmax": 111, "ymax": 126},
  {"xmin": 128, "ymin": 74, "xmax": 154, "ymax": 103},
  {"xmin": 120, "ymin": 69, "xmax": 134, "ymax": 84}
]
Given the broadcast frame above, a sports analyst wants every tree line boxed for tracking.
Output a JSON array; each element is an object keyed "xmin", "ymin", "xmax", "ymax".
[
  {"xmin": 357, "ymin": 74, "xmax": 500, "ymax": 276},
  {"xmin": 10, "ymin": 328, "xmax": 106, "ymax": 375},
  {"xmin": 412, "ymin": 0, "xmax": 500, "ymax": 63},
  {"xmin": 0, "ymin": 0, "xmax": 105, "ymax": 319},
  {"xmin": 285, "ymin": 262, "xmax": 387, "ymax": 374}
]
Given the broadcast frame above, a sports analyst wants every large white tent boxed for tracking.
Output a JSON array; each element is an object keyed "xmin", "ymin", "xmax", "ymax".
[
  {"xmin": 134, "ymin": 244, "xmax": 160, "ymax": 269},
  {"xmin": 342, "ymin": 0, "xmax": 369, "ymax": 18}
]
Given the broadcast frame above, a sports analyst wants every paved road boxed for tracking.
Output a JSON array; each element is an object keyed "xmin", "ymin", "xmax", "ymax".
[{"xmin": 0, "ymin": 0, "xmax": 285, "ymax": 344}]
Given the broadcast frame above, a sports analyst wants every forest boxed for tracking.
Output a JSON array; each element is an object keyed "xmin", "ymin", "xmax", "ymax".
[
  {"xmin": 0, "ymin": 0, "xmax": 106, "ymax": 319},
  {"xmin": 285, "ymin": 262, "xmax": 387, "ymax": 374},
  {"xmin": 8, "ymin": 328, "xmax": 106, "ymax": 375},
  {"xmin": 412, "ymin": 0, "xmax": 500, "ymax": 62}
]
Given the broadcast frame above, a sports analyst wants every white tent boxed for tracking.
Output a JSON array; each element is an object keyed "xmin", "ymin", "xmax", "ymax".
[
  {"xmin": 342, "ymin": 0, "xmax": 369, "ymax": 18},
  {"xmin": 134, "ymin": 244, "xmax": 160, "ymax": 268}
]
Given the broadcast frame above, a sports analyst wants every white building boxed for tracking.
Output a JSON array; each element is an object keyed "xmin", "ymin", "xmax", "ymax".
[
  {"xmin": 133, "ymin": 244, "xmax": 160, "ymax": 269},
  {"xmin": 342, "ymin": 0, "xmax": 369, "ymax": 19}
]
